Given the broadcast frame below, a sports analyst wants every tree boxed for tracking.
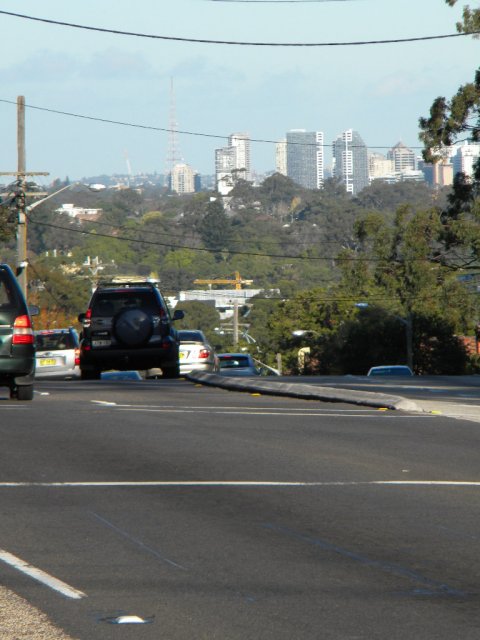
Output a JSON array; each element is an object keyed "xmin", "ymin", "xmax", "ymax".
[
  {"xmin": 419, "ymin": 4, "xmax": 480, "ymax": 272},
  {"xmin": 0, "ymin": 205, "xmax": 15, "ymax": 242},
  {"xmin": 197, "ymin": 200, "xmax": 233, "ymax": 258},
  {"xmin": 174, "ymin": 301, "xmax": 220, "ymax": 344}
]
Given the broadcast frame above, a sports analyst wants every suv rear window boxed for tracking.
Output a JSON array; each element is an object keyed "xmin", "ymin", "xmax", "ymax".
[
  {"xmin": 92, "ymin": 290, "xmax": 160, "ymax": 317},
  {"xmin": 0, "ymin": 272, "xmax": 19, "ymax": 309}
]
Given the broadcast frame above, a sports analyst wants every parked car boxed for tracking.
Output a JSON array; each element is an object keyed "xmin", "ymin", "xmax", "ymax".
[
  {"xmin": 217, "ymin": 353, "xmax": 261, "ymax": 377},
  {"xmin": 178, "ymin": 330, "xmax": 218, "ymax": 374},
  {"xmin": 0, "ymin": 263, "xmax": 38, "ymax": 400},
  {"xmin": 78, "ymin": 281, "xmax": 184, "ymax": 380},
  {"xmin": 367, "ymin": 365, "xmax": 414, "ymax": 376},
  {"xmin": 34, "ymin": 328, "xmax": 80, "ymax": 379}
]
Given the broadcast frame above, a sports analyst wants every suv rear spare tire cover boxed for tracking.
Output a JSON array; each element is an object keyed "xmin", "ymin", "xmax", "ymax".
[{"xmin": 113, "ymin": 308, "xmax": 153, "ymax": 346}]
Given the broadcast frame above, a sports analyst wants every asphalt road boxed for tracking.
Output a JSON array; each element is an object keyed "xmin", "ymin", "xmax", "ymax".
[{"xmin": 0, "ymin": 378, "xmax": 480, "ymax": 639}]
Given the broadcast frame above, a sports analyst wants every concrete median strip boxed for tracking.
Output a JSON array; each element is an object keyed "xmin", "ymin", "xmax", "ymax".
[{"xmin": 186, "ymin": 371, "xmax": 423, "ymax": 413}]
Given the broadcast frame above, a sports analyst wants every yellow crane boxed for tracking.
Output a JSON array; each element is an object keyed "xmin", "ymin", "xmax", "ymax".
[{"xmin": 193, "ymin": 271, "xmax": 253, "ymax": 291}]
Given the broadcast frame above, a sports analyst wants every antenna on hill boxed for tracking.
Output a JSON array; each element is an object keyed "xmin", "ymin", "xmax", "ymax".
[
  {"xmin": 165, "ymin": 77, "xmax": 182, "ymax": 187},
  {"xmin": 124, "ymin": 150, "xmax": 133, "ymax": 187}
]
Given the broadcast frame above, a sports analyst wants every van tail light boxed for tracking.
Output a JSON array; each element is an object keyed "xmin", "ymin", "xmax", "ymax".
[
  {"xmin": 74, "ymin": 348, "xmax": 80, "ymax": 366},
  {"xmin": 13, "ymin": 315, "xmax": 35, "ymax": 345},
  {"xmin": 199, "ymin": 349, "xmax": 210, "ymax": 359}
]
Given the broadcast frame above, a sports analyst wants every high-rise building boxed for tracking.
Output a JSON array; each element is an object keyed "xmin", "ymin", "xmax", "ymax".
[
  {"xmin": 215, "ymin": 133, "xmax": 251, "ymax": 195},
  {"xmin": 368, "ymin": 152, "xmax": 395, "ymax": 182},
  {"xmin": 215, "ymin": 146, "xmax": 236, "ymax": 196},
  {"xmin": 388, "ymin": 141, "xmax": 416, "ymax": 174},
  {"xmin": 452, "ymin": 142, "xmax": 480, "ymax": 179},
  {"xmin": 286, "ymin": 130, "xmax": 324, "ymax": 190},
  {"xmin": 275, "ymin": 139, "xmax": 287, "ymax": 176},
  {"xmin": 228, "ymin": 133, "xmax": 251, "ymax": 181},
  {"xmin": 332, "ymin": 129, "xmax": 369, "ymax": 195},
  {"xmin": 170, "ymin": 163, "xmax": 195, "ymax": 194}
]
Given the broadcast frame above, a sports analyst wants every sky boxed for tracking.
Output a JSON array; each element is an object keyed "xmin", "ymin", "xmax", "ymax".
[{"xmin": 0, "ymin": 0, "xmax": 477, "ymax": 184}]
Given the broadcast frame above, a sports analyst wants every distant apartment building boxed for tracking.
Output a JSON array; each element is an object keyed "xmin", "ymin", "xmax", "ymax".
[
  {"xmin": 332, "ymin": 129, "xmax": 369, "ymax": 195},
  {"xmin": 275, "ymin": 139, "xmax": 287, "ymax": 176},
  {"xmin": 452, "ymin": 142, "xmax": 480, "ymax": 179},
  {"xmin": 387, "ymin": 141, "xmax": 416, "ymax": 173},
  {"xmin": 170, "ymin": 163, "xmax": 196, "ymax": 194},
  {"xmin": 368, "ymin": 152, "xmax": 395, "ymax": 182},
  {"xmin": 421, "ymin": 161, "xmax": 454, "ymax": 188},
  {"xmin": 215, "ymin": 133, "xmax": 251, "ymax": 196},
  {"xmin": 286, "ymin": 130, "xmax": 324, "ymax": 190}
]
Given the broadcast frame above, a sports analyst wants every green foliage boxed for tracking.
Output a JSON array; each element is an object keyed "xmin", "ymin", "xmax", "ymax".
[
  {"xmin": 174, "ymin": 301, "xmax": 221, "ymax": 344},
  {"xmin": 0, "ymin": 206, "xmax": 15, "ymax": 242},
  {"xmin": 197, "ymin": 200, "xmax": 234, "ymax": 258}
]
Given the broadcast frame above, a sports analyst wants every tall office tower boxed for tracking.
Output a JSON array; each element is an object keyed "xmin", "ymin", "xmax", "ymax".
[
  {"xmin": 215, "ymin": 133, "xmax": 251, "ymax": 195},
  {"xmin": 452, "ymin": 142, "xmax": 480, "ymax": 178},
  {"xmin": 286, "ymin": 130, "xmax": 324, "ymax": 190},
  {"xmin": 170, "ymin": 163, "xmax": 195, "ymax": 194},
  {"xmin": 275, "ymin": 139, "xmax": 287, "ymax": 176},
  {"xmin": 332, "ymin": 129, "xmax": 369, "ymax": 195},
  {"xmin": 388, "ymin": 141, "xmax": 416, "ymax": 173}
]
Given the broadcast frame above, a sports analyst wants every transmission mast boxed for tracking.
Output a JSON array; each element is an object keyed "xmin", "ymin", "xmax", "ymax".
[{"xmin": 165, "ymin": 78, "xmax": 182, "ymax": 187}]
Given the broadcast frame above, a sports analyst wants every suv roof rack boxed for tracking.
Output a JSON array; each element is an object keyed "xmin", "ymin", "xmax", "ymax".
[{"xmin": 95, "ymin": 280, "xmax": 158, "ymax": 289}]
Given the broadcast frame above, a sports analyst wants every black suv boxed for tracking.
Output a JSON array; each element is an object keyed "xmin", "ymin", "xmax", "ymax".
[
  {"xmin": 0, "ymin": 263, "xmax": 38, "ymax": 400},
  {"xmin": 78, "ymin": 281, "xmax": 184, "ymax": 380}
]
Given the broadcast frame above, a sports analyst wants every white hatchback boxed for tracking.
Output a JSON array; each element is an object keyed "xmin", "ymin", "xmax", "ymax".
[{"xmin": 35, "ymin": 328, "xmax": 81, "ymax": 380}]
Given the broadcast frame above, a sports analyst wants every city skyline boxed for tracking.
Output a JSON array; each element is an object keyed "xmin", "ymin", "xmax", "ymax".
[{"xmin": 0, "ymin": 1, "xmax": 476, "ymax": 183}]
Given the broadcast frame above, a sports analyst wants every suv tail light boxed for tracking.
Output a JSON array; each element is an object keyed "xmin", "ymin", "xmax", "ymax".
[
  {"xmin": 199, "ymin": 349, "xmax": 210, "ymax": 359},
  {"xmin": 12, "ymin": 315, "xmax": 35, "ymax": 345},
  {"xmin": 74, "ymin": 348, "xmax": 80, "ymax": 366},
  {"xmin": 83, "ymin": 308, "xmax": 92, "ymax": 328}
]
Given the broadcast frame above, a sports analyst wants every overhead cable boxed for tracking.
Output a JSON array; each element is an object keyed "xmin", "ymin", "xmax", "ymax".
[
  {"xmin": 27, "ymin": 215, "xmax": 446, "ymax": 264},
  {"xmin": 0, "ymin": 98, "xmax": 424, "ymax": 150},
  {"xmin": 0, "ymin": 10, "xmax": 477, "ymax": 47}
]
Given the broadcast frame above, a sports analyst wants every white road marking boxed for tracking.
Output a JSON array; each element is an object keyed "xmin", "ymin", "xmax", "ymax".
[
  {"xmin": 0, "ymin": 480, "xmax": 477, "ymax": 487},
  {"xmin": 0, "ymin": 549, "xmax": 86, "ymax": 599},
  {"xmin": 91, "ymin": 401, "xmax": 379, "ymax": 412}
]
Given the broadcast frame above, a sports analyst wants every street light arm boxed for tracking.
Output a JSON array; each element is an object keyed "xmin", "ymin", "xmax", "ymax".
[{"xmin": 26, "ymin": 182, "xmax": 81, "ymax": 211}]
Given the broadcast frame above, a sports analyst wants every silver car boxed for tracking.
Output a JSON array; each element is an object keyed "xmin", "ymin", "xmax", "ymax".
[
  {"xmin": 35, "ymin": 328, "xmax": 81, "ymax": 379},
  {"xmin": 179, "ymin": 330, "xmax": 218, "ymax": 375}
]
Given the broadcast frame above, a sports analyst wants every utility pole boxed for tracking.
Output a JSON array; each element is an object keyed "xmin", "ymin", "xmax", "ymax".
[
  {"xmin": 0, "ymin": 96, "xmax": 48, "ymax": 300},
  {"xmin": 193, "ymin": 272, "xmax": 253, "ymax": 347}
]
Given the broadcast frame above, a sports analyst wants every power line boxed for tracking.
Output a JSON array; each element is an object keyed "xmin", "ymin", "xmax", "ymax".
[
  {"xmin": 27, "ymin": 214, "xmax": 449, "ymax": 264},
  {"xmin": 207, "ymin": 0, "xmax": 360, "ymax": 3},
  {"xmin": 0, "ymin": 98, "xmax": 425, "ymax": 150},
  {"xmin": 0, "ymin": 10, "xmax": 477, "ymax": 47}
]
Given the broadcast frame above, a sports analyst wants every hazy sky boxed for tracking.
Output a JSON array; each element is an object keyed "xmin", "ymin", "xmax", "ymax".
[{"xmin": 0, "ymin": 0, "xmax": 477, "ymax": 183}]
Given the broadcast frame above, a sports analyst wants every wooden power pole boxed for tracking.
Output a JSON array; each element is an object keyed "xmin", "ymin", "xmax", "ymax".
[
  {"xmin": 193, "ymin": 272, "xmax": 253, "ymax": 347},
  {"xmin": 0, "ymin": 96, "xmax": 48, "ymax": 299}
]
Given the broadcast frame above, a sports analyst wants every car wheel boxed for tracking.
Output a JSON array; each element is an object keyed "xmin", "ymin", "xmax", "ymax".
[
  {"xmin": 81, "ymin": 368, "xmax": 101, "ymax": 380},
  {"xmin": 15, "ymin": 385, "xmax": 34, "ymax": 401},
  {"xmin": 113, "ymin": 308, "xmax": 153, "ymax": 347}
]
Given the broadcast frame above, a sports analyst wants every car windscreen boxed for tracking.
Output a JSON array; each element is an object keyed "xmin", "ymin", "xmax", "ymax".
[{"xmin": 219, "ymin": 356, "xmax": 251, "ymax": 369}]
